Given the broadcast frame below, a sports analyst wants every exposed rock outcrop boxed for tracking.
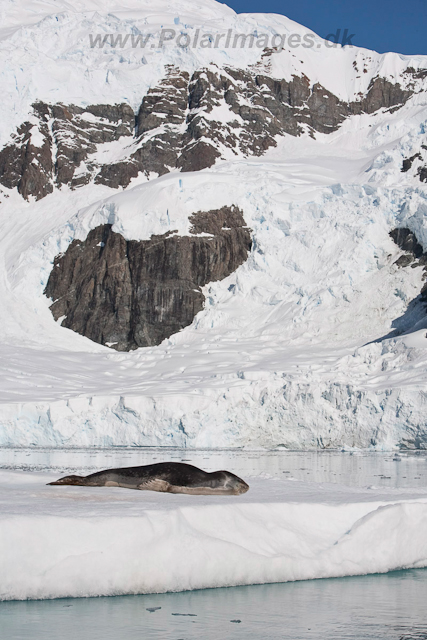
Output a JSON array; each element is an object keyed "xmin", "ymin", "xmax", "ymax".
[
  {"xmin": 390, "ymin": 228, "xmax": 424, "ymax": 259},
  {"xmin": 44, "ymin": 206, "xmax": 252, "ymax": 350},
  {"xmin": 0, "ymin": 103, "xmax": 54, "ymax": 200},
  {"xmin": 401, "ymin": 143, "xmax": 427, "ymax": 183},
  {"xmin": 0, "ymin": 101, "xmax": 134, "ymax": 200},
  {"xmin": 402, "ymin": 152, "xmax": 423, "ymax": 173},
  {"xmin": 390, "ymin": 227, "xmax": 427, "ymax": 299},
  {"xmin": 0, "ymin": 63, "xmax": 419, "ymax": 200},
  {"xmin": 136, "ymin": 67, "xmax": 413, "ymax": 174}
]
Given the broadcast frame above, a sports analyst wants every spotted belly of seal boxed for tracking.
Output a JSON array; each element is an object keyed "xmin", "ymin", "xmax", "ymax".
[{"xmin": 47, "ymin": 462, "xmax": 249, "ymax": 495}]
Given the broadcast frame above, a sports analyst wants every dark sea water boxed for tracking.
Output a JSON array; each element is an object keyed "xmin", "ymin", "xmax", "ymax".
[{"xmin": 2, "ymin": 570, "xmax": 427, "ymax": 640}]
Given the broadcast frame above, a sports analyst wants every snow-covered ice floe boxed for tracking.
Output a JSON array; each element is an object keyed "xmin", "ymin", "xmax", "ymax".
[{"xmin": 1, "ymin": 470, "xmax": 427, "ymax": 601}]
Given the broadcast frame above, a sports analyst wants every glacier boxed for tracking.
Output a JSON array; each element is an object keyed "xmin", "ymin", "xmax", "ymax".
[{"xmin": 0, "ymin": 0, "xmax": 427, "ymax": 448}]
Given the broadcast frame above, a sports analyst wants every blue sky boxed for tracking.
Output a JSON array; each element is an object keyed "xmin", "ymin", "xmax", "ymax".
[{"xmin": 222, "ymin": 0, "xmax": 426, "ymax": 55}]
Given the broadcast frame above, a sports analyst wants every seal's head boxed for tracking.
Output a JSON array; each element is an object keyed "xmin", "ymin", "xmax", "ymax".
[
  {"xmin": 47, "ymin": 475, "xmax": 85, "ymax": 486},
  {"xmin": 212, "ymin": 471, "xmax": 250, "ymax": 495}
]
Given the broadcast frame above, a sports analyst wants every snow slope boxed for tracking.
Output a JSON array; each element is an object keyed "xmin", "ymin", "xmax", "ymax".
[
  {"xmin": 1, "ymin": 0, "xmax": 427, "ymax": 448},
  {"xmin": 2, "ymin": 468, "xmax": 427, "ymax": 600}
]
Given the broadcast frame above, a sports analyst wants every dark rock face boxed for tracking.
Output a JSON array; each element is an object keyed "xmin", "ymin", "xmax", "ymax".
[
  {"xmin": 401, "ymin": 153, "xmax": 422, "ymax": 173},
  {"xmin": 53, "ymin": 103, "xmax": 134, "ymax": 189},
  {"xmin": 0, "ymin": 101, "xmax": 134, "ymax": 200},
  {"xmin": 390, "ymin": 228, "xmax": 424, "ymax": 258},
  {"xmin": 0, "ymin": 63, "xmax": 419, "ymax": 200},
  {"xmin": 418, "ymin": 166, "xmax": 427, "ymax": 182},
  {"xmin": 136, "ymin": 67, "xmax": 413, "ymax": 173},
  {"xmin": 44, "ymin": 206, "xmax": 252, "ymax": 350},
  {"xmin": 351, "ymin": 76, "xmax": 411, "ymax": 115},
  {"xmin": 401, "ymin": 142, "xmax": 427, "ymax": 182},
  {"xmin": 390, "ymin": 227, "xmax": 427, "ymax": 299},
  {"xmin": 0, "ymin": 103, "xmax": 54, "ymax": 200}
]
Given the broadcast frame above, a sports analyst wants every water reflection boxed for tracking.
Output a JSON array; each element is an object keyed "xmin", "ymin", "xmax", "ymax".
[{"xmin": 1, "ymin": 447, "xmax": 426, "ymax": 490}]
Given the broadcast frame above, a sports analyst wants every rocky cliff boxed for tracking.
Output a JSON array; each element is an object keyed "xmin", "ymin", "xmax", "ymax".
[
  {"xmin": 0, "ymin": 62, "xmax": 419, "ymax": 200},
  {"xmin": 401, "ymin": 144, "xmax": 427, "ymax": 183},
  {"xmin": 44, "ymin": 206, "xmax": 252, "ymax": 350},
  {"xmin": 390, "ymin": 227, "xmax": 427, "ymax": 299},
  {"xmin": 0, "ymin": 102, "xmax": 135, "ymax": 201}
]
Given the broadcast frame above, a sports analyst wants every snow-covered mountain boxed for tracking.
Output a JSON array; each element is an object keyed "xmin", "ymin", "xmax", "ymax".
[{"xmin": 1, "ymin": 0, "xmax": 427, "ymax": 449}]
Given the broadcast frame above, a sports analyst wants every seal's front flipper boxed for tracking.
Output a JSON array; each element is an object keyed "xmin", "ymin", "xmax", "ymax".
[{"xmin": 137, "ymin": 479, "xmax": 171, "ymax": 493}]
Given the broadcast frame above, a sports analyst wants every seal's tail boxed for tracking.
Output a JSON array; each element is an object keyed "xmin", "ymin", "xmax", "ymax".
[{"xmin": 47, "ymin": 474, "xmax": 85, "ymax": 486}]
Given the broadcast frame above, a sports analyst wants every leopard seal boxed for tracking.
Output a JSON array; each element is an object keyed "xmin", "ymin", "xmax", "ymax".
[{"xmin": 47, "ymin": 462, "xmax": 249, "ymax": 495}]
